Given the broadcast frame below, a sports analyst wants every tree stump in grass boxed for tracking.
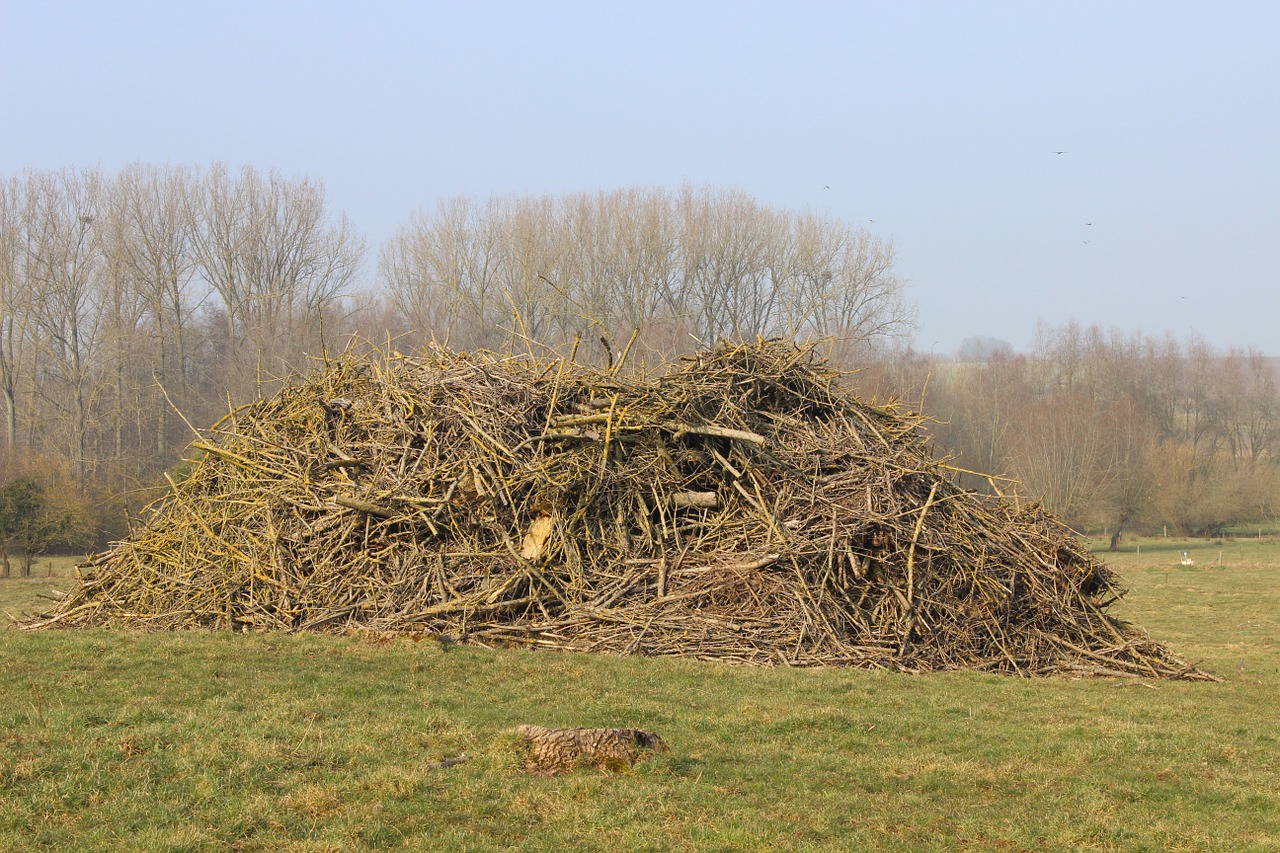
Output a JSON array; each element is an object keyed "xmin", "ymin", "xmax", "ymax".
[{"xmin": 514, "ymin": 724, "xmax": 667, "ymax": 775}]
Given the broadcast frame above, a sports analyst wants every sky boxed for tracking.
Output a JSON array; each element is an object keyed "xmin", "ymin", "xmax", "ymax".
[{"xmin": 2, "ymin": 0, "xmax": 1277, "ymax": 357}]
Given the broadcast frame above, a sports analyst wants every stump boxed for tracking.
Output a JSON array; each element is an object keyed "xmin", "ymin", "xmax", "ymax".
[{"xmin": 514, "ymin": 724, "xmax": 667, "ymax": 775}]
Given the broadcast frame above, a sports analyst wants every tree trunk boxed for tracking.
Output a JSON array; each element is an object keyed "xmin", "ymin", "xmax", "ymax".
[{"xmin": 1109, "ymin": 510, "xmax": 1132, "ymax": 552}]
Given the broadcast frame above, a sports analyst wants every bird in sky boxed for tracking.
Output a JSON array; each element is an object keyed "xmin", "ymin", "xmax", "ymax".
[{"xmin": 1053, "ymin": 150, "xmax": 1068, "ymax": 154}]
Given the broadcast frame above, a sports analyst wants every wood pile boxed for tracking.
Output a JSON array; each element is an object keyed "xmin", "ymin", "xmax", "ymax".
[{"xmin": 26, "ymin": 339, "xmax": 1210, "ymax": 678}]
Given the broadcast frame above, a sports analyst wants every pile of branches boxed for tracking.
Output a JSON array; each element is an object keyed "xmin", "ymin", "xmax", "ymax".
[{"xmin": 27, "ymin": 339, "xmax": 1210, "ymax": 678}]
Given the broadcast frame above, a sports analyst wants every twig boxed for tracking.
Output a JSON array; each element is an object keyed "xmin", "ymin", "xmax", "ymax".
[
  {"xmin": 424, "ymin": 753, "xmax": 468, "ymax": 771},
  {"xmin": 672, "ymin": 424, "xmax": 766, "ymax": 446}
]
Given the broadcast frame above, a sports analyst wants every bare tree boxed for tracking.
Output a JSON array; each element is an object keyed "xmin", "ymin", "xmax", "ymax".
[
  {"xmin": 97, "ymin": 189, "xmax": 147, "ymax": 469},
  {"xmin": 381, "ymin": 197, "xmax": 487, "ymax": 348},
  {"xmin": 0, "ymin": 175, "xmax": 32, "ymax": 449},
  {"xmin": 498, "ymin": 195, "xmax": 567, "ymax": 347},
  {"xmin": 190, "ymin": 164, "xmax": 364, "ymax": 395},
  {"xmin": 21, "ymin": 168, "xmax": 107, "ymax": 479},
  {"xmin": 109, "ymin": 164, "xmax": 201, "ymax": 456},
  {"xmin": 1218, "ymin": 347, "xmax": 1279, "ymax": 471},
  {"xmin": 605, "ymin": 188, "xmax": 680, "ymax": 353},
  {"xmin": 1005, "ymin": 392, "xmax": 1118, "ymax": 528},
  {"xmin": 682, "ymin": 188, "xmax": 774, "ymax": 343},
  {"xmin": 929, "ymin": 355, "xmax": 1029, "ymax": 485},
  {"xmin": 379, "ymin": 185, "xmax": 911, "ymax": 361},
  {"xmin": 793, "ymin": 224, "xmax": 910, "ymax": 367}
]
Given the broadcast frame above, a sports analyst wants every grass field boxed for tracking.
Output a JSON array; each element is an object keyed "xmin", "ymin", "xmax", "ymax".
[{"xmin": 2, "ymin": 541, "xmax": 1278, "ymax": 851}]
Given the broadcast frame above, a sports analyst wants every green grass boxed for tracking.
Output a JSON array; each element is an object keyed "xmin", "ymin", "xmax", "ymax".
[
  {"xmin": 0, "ymin": 553, "xmax": 82, "ymax": 578},
  {"xmin": 2, "ymin": 544, "xmax": 1279, "ymax": 851}
]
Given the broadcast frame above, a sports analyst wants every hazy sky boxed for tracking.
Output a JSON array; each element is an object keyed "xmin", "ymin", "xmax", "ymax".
[{"xmin": 3, "ymin": 1, "xmax": 1277, "ymax": 356}]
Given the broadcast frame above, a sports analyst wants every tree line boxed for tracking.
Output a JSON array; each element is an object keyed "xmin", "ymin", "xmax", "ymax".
[
  {"xmin": 379, "ymin": 185, "xmax": 911, "ymax": 360},
  {"xmin": 1, "ymin": 164, "xmax": 1275, "ymax": 568},
  {"xmin": 855, "ymin": 322, "xmax": 1280, "ymax": 546}
]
